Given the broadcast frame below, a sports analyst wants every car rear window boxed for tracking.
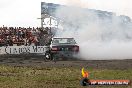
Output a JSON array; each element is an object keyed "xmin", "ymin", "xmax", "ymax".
[{"xmin": 52, "ymin": 38, "xmax": 76, "ymax": 44}]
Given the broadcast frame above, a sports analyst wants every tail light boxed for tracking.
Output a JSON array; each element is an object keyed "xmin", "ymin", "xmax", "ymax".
[
  {"xmin": 73, "ymin": 46, "xmax": 79, "ymax": 52},
  {"xmin": 51, "ymin": 47, "xmax": 58, "ymax": 51}
]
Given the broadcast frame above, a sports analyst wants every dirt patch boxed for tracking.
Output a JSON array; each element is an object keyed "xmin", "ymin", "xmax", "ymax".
[{"xmin": 0, "ymin": 57, "xmax": 132, "ymax": 69}]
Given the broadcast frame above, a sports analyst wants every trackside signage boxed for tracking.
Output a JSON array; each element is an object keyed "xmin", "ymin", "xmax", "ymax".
[{"xmin": 0, "ymin": 46, "xmax": 48, "ymax": 54}]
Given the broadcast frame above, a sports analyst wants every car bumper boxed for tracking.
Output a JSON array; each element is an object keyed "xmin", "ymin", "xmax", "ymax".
[{"xmin": 51, "ymin": 51, "xmax": 79, "ymax": 58}]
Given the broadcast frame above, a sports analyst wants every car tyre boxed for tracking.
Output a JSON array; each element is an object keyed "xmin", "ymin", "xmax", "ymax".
[{"xmin": 45, "ymin": 52, "xmax": 52, "ymax": 61}]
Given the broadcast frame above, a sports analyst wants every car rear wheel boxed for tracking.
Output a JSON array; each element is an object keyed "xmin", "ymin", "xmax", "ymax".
[{"xmin": 45, "ymin": 53, "xmax": 52, "ymax": 61}]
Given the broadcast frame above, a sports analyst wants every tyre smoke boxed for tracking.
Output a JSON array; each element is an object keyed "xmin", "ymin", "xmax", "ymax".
[{"xmin": 54, "ymin": 5, "xmax": 132, "ymax": 60}]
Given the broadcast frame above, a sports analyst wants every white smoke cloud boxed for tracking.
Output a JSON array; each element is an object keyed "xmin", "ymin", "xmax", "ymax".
[
  {"xmin": 59, "ymin": 0, "xmax": 132, "ymax": 18},
  {"xmin": 54, "ymin": 5, "xmax": 132, "ymax": 60}
]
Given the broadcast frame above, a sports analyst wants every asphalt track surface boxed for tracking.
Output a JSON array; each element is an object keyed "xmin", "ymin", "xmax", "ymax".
[{"xmin": 0, "ymin": 57, "xmax": 132, "ymax": 70}]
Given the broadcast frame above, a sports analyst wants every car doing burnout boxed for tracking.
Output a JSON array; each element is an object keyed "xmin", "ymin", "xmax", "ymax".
[{"xmin": 50, "ymin": 37, "xmax": 79, "ymax": 60}]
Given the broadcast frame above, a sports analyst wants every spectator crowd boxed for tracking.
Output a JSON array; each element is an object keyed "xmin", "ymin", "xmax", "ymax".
[{"xmin": 0, "ymin": 26, "xmax": 51, "ymax": 46}]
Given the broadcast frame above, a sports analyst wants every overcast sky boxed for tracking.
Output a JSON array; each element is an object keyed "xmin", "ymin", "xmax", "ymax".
[{"xmin": 0, "ymin": 0, "xmax": 131, "ymax": 27}]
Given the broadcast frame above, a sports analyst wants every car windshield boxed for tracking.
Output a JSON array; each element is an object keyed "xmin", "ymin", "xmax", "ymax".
[{"xmin": 52, "ymin": 38, "xmax": 76, "ymax": 44}]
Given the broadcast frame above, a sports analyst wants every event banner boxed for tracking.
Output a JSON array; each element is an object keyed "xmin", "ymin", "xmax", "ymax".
[{"xmin": 0, "ymin": 46, "xmax": 49, "ymax": 55}]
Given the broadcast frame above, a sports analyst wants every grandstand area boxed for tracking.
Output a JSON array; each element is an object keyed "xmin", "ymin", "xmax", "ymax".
[{"xmin": 0, "ymin": 26, "xmax": 52, "ymax": 47}]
